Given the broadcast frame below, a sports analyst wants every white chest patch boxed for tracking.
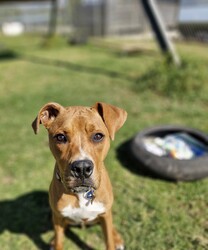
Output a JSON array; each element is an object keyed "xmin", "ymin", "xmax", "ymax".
[{"xmin": 61, "ymin": 193, "xmax": 105, "ymax": 224}]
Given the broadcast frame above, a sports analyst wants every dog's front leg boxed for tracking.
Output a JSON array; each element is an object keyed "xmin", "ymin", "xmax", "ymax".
[
  {"xmin": 100, "ymin": 210, "xmax": 115, "ymax": 250},
  {"xmin": 100, "ymin": 210, "xmax": 125, "ymax": 250},
  {"xmin": 51, "ymin": 213, "xmax": 65, "ymax": 250}
]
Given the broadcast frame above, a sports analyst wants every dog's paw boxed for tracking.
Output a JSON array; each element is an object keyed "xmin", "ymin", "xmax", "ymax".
[{"xmin": 116, "ymin": 244, "xmax": 125, "ymax": 250}]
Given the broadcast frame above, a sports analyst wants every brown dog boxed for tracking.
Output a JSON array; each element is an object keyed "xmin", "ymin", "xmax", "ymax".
[{"xmin": 32, "ymin": 102, "xmax": 127, "ymax": 250}]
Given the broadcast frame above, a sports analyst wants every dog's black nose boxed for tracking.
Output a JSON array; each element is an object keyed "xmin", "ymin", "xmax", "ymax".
[{"xmin": 71, "ymin": 160, "xmax": 94, "ymax": 179}]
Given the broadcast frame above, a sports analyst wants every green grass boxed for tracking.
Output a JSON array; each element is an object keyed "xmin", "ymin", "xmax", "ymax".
[{"xmin": 0, "ymin": 35, "xmax": 208, "ymax": 250}]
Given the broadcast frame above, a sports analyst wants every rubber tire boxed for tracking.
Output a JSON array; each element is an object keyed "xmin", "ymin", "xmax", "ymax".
[{"xmin": 130, "ymin": 125, "xmax": 208, "ymax": 181}]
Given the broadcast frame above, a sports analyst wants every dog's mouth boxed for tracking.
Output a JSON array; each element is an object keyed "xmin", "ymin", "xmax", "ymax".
[
  {"xmin": 63, "ymin": 176, "xmax": 96, "ymax": 194},
  {"xmin": 71, "ymin": 185, "xmax": 94, "ymax": 193}
]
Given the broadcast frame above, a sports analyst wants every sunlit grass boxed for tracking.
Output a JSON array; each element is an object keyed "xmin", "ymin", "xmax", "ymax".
[{"xmin": 0, "ymin": 35, "xmax": 208, "ymax": 250}]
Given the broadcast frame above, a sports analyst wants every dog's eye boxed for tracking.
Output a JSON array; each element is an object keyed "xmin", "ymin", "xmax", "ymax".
[
  {"xmin": 54, "ymin": 134, "xmax": 67, "ymax": 143},
  {"xmin": 92, "ymin": 133, "xmax": 104, "ymax": 142}
]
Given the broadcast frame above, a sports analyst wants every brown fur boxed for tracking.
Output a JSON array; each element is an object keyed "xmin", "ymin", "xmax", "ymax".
[{"xmin": 32, "ymin": 102, "xmax": 127, "ymax": 250}]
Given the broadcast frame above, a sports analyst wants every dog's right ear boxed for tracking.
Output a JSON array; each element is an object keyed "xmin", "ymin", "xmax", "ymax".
[{"xmin": 32, "ymin": 102, "xmax": 64, "ymax": 134}]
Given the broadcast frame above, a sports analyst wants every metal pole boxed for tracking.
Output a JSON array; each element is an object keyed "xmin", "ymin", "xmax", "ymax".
[
  {"xmin": 141, "ymin": 0, "xmax": 181, "ymax": 66},
  {"xmin": 48, "ymin": 0, "xmax": 58, "ymax": 37}
]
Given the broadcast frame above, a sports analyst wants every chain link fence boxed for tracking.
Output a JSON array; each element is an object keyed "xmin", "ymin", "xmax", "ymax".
[{"xmin": 0, "ymin": 0, "xmax": 207, "ymax": 42}]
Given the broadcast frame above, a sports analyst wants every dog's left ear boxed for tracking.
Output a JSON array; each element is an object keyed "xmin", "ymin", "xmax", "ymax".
[{"xmin": 93, "ymin": 102, "xmax": 127, "ymax": 140}]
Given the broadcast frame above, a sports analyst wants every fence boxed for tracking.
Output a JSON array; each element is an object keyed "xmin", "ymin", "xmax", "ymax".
[
  {"xmin": 0, "ymin": 0, "xmax": 70, "ymax": 34},
  {"xmin": 0, "ymin": 0, "xmax": 207, "ymax": 42}
]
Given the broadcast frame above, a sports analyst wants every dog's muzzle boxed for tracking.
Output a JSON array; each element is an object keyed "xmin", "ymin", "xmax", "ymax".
[
  {"xmin": 56, "ymin": 160, "xmax": 95, "ymax": 193},
  {"xmin": 70, "ymin": 160, "xmax": 94, "ymax": 179}
]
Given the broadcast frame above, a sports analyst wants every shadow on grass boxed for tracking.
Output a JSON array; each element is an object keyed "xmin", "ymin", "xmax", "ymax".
[
  {"xmin": 0, "ymin": 190, "xmax": 95, "ymax": 250},
  {"xmin": 22, "ymin": 54, "xmax": 132, "ymax": 81},
  {"xmin": 0, "ymin": 191, "xmax": 51, "ymax": 249},
  {"xmin": 0, "ymin": 49, "xmax": 19, "ymax": 60},
  {"xmin": 116, "ymin": 139, "xmax": 171, "ymax": 181},
  {"xmin": 0, "ymin": 48, "xmax": 158, "ymax": 89},
  {"xmin": 0, "ymin": 48, "xmax": 132, "ymax": 81}
]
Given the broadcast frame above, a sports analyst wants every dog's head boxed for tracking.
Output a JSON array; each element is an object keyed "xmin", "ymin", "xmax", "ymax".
[{"xmin": 32, "ymin": 102, "xmax": 127, "ymax": 193}]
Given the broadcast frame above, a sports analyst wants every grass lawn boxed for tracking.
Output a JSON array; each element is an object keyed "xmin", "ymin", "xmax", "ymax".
[{"xmin": 0, "ymin": 35, "xmax": 208, "ymax": 250}]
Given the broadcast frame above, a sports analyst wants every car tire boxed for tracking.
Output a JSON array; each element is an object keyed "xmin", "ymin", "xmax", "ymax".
[{"xmin": 130, "ymin": 125, "xmax": 208, "ymax": 181}]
